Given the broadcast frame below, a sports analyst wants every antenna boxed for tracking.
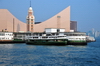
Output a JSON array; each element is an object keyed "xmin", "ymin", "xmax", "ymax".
[{"xmin": 30, "ymin": 0, "xmax": 31, "ymax": 7}]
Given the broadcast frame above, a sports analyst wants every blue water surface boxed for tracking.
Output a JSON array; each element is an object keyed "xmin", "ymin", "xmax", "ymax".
[{"xmin": 0, "ymin": 39, "xmax": 100, "ymax": 66}]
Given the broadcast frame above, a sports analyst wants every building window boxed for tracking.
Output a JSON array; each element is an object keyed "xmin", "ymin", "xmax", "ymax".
[
  {"xmin": 57, "ymin": 16, "xmax": 61, "ymax": 18},
  {"xmin": 31, "ymin": 25, "xmax": 33, "ymax": 27},
  {"xmin": 27, "ymin": 19, "xmax": 29, "ymax": 20},
  {"xmin": 27, "ymin": 22, "xmax": 30, "ymax": 24},
  {"xmin": 31, "ymin": 19, "xmax": 33, "ymax": 21},
  {"xmin": 31, "ymin": 28, "xmax": 33, "ymax": 30},
  {"xmin": 31, "ymin": 22, "xmax": 33, "ymax": 24},
  {"xmin": 29, "ymin": 12, "xmax": 32, "ymax": 15}
]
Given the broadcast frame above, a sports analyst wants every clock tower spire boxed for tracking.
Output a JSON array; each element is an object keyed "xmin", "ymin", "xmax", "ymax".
[{"xmin": 30, "ymin": 0, "xmax": 31, "ymax": 7}]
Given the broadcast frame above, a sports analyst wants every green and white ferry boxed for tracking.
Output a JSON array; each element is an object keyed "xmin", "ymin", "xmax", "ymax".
[
  {"xmin": 25, "ymin": 28, "xmax": 95, "ymax": 45},
  {"xmin": 26, "ymin": 35, "xmax": 68, "ymax": 45}
]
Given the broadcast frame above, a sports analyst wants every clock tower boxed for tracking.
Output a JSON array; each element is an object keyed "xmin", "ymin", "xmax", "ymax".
[{"xmin": 26, "ymin": 1, "xmax": 35, "ymax": 32}]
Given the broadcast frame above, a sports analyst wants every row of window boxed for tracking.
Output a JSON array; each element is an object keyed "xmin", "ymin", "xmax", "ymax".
[
  {"xmin": 68, "ymin": 38, "xmax": 86, "ymax": 40},
  {"xmin": 66, "ymin": 34, "xmax": 85, "ymax": 36},
  {"xmin": 0, "ymin": 34, "xmax": 13, "ymax": 36},
  {"xmin": 27, "ymin": 19, "xmax": 34, "ymax": 21},
  {"xmin": 27, "ymin": 22, "xmax": 34, "ymax": 24},
  {"xmin": 32, "ymin": 36, "xmax": 66, "ymax": 39},
  {"xmin": 0, "ymin": 38, "xmax": 13, "ymax": 40},
  {"xmin": 0, "ymin": 34, "xmax": 5, "ymax": 36}
]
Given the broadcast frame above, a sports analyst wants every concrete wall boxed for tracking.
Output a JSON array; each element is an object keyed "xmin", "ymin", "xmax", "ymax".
[
  {"xmin": 34, "ymin": 6, "xmax": 70, "ymax": 32},
  {"xmin": 0, "ymin": 9, "xmax": 26, "ymax": 32}
]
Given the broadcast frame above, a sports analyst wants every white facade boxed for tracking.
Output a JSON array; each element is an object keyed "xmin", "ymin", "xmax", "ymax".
[
  {"xmin": 66, "ymin": 36, "xmax": 86, "ymax": 41},
  {"xmin": 59, "ymin": 29, "xmax": 65, "ymax": 32},
  {"xmin": 70, "ymin": 30, "xmax": 74, "ymax": 32},
  {"xmin": 45, "ymin": 28, "xmax": 57, "ymax": 33},
  {"xmin": 58, "ymin": 33, "xmax": 65, "ymax": 36},
  {"xmin": 0, "ymin": 32, "xmax": 13, "ymax": 40},
  {"xmin": 45, "ymin": 28, "xmax": 65, "ymax": 33}
]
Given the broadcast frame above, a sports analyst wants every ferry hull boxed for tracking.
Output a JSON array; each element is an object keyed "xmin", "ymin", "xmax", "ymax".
[
  {"xmin": 26, "ymin": 42, "xmax": 67, "ymax": 45},
  {"xmin": 0, "ymin": 40, "xmax": 13, "ymax": 43},
  {"xmin": 26, "ymin": 40, "xmax": 87, "ymax": 45},
  {"xmin": 0, "ymin": 39, "xmax": 25, "ymax": 43},
  {"xmin": 67, "ymin": 41, "xmax": 87, "ymax": 45},
  {"xmin": 13, "ymin": 39, "xmax": 25, "ymax": 43},
  {"xmin": 26, "ymin": 39, "xmax": 67, "ymax": 45}
]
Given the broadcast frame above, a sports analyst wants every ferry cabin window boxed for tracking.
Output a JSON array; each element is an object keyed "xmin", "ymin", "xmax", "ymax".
[
  {"xmin": 33, "ymin": 37, "xmax": 38, "ymax": 38},
  {"xmin": 0, "ymin": 34, "xmax": 5, "ymax": 36},
  {"xmin": 2, "ymin": 34, "xmax": 4, "ymax": 36},
  {"xmin": 6, "ymin": 38, "xmax": 9, "ymax": 39},
  {"xmin": 52, "ymin": 37, "xmax": 57, "ymax": 38},
  {"xmin": 58, "ymin": 36, "xmax": 64, "ymax": 37},
  {"xmin": 82, "ymin": 38, "xmax": 85, "ymax": 40},
  {"xmin": 10, "ymin": 34, "xmax": 12, "ymax": 36},
  {"xmin": 5, "ymin": 34, "xmax": 11, "ymax": 36},
  {"xmin": 66, "ymin": 34, "xmax": 86, "ymax": 36},
  {"xmin": 2, "ymin": 38, "xmax": 4, "ymax": 39},
  {"xmin": 42, "ymin": 37, "xmax": 48, "ymax": 38}
]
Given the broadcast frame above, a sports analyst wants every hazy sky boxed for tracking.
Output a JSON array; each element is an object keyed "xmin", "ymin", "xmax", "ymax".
[{"xmin": 0, "ymin": 0, "xmax": 100, "ymax": 32}]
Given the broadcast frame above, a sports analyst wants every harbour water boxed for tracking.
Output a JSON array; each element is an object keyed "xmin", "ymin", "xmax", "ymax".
[{"xmin": 0, "ymin": 39, "xmax": 100, "ymax": 66}]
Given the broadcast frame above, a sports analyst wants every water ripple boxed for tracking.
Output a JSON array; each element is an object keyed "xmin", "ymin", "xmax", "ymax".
[{"xmin": 0, "ymin": 42, "xmax": 100, "ymax": 66}]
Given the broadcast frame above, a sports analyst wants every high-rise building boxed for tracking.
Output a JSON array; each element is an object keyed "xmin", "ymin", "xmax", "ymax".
[
  {"xmin": 70, "ymin": 21, "xmax": 77, "ymax": 32},
  {"xmin": 26, "ymin": 2, "xmax": 35, "ymax": 32},
  {"xmin": 92, "ymin": 28, "xmax": 95, "ymax": 35}
]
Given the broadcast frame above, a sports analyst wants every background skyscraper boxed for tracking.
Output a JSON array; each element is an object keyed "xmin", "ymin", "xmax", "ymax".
[{"xmin": 70, "ymin": 21, "xmax": 77, "ymax": 32}]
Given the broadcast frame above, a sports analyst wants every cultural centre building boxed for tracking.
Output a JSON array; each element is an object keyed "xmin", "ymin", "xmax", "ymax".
[{"xmin": 0, "ymin": 6, "xmax": 77, "ymax": 32}]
